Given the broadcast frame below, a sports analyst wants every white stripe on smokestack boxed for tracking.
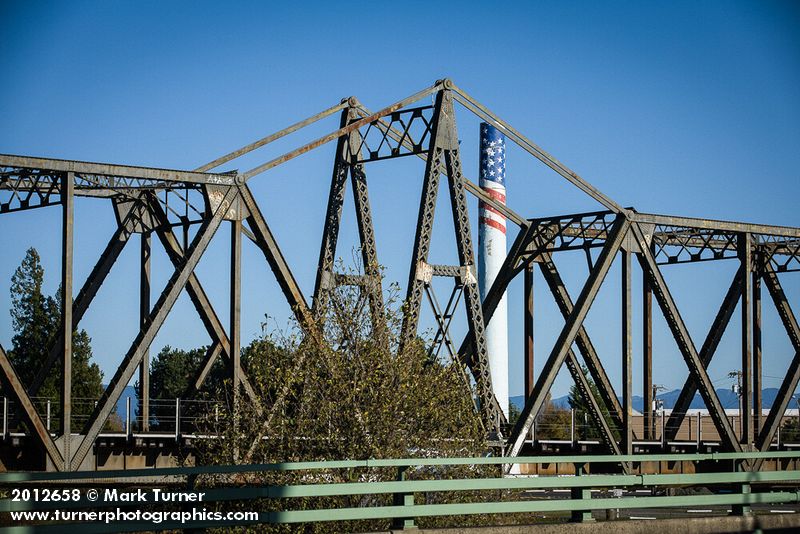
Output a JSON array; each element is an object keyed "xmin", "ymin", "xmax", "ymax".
[{"xmin": 478, "ymin": 122, "xmax": 509, "ymax": 418}]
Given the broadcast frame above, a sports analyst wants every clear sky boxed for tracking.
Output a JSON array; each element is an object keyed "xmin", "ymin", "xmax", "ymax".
[{"xmin": 1, "ymin": 1, "xmax": 798, "ymax": 403}]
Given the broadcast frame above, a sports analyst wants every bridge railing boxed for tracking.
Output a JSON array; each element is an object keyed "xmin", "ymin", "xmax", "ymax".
[
  {"xmin": 0, "ymin": 451, "xmax": 799, "ymax": 532},
  {"xmin": 2, "ymin": 397, "xmax": 800, "ymax": 448},
  {"xmin": 0, "ymin": 397, "xmax": 224, "ymax": 439}
]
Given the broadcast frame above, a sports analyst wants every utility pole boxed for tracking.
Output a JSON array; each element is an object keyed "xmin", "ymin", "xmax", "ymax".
[
  {"xmin": 730, "ymin": 370, "xmax": 743, "ymax": 438},
  {"xmin": 651, "ymin": 384, "xmax": 667, "ymax": 438}
]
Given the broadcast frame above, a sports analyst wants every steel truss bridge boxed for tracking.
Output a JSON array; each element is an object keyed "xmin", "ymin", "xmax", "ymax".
[{"xmin": 1, "ymin": 79, "xmax": 799, "ymax": 473}]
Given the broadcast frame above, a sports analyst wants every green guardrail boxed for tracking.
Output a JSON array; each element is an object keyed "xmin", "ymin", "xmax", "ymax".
[{"xmin": 0, "ymin": 450, "xmax": 798, "ymax": 532}]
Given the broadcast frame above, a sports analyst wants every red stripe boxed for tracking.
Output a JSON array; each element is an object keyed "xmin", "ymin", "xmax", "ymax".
[
  {"xmin": 480, "ymin": 203, "xmax": 507, "ymax": 219},
  {"xmin": 481, "ymin": 217, "xmax": 506, "ymax": 234},
  {"xmin": 481, "ymin": 187, "xmax": 506, "ymax": 203}
]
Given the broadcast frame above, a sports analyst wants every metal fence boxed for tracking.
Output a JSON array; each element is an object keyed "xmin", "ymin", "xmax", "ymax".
[
  {"xmin": 0, "ymin": 397, "xmax": 222, "ymax": 439},
  {"xmin": 0, "ymin": 451, "xmax": 799, "ymax": 532},
  {"xmin": 4, "ymin": 397, "xmax": 800, "ymax": 449}
]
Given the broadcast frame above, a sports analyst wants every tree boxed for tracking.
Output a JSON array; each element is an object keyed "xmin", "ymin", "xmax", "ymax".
[
  {"xmin": 781, "ymin": 417, "xmax": 800, "ymax": 443},
  {"xmin": 8, "ymin": 248, "xmax": 104, "ymax": 426},
  {"xmin": 191, "ymin": 278, "xmax": 492, "ymax": 532},
  {"xmin": 138, "ymin": 345, "xmax": 226, "ymax": 430},
  {"xmin": 568, "ymin": 365, "xmax": 619, "ymax": 440},
  {"xmin": 536, "ymin": 393, "xmax": 572, "ymax": 440}
]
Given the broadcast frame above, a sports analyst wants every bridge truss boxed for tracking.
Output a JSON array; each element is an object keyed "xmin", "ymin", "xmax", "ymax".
[{"xmin": 1, "ymin": 79, "xmax": 799, "ymax": 471}]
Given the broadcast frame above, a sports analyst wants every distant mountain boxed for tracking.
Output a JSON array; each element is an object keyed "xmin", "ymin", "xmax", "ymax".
[{"xmin": 510, "ymin": 388, "xmax": 781, "ymax": 413}]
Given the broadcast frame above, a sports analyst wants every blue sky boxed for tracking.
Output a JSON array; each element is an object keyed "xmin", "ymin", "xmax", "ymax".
[{"xmin": 1, "ymin": 1, "xmax": 798, "ymax": 402}]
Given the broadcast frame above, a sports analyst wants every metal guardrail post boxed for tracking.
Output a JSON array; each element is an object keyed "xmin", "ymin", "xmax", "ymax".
[
  {"xmin": 175, "ymin": 398, "xmax": 181, "ymax": 441},
  {"xmin": 392, "ymin": 466, "xmax": 415, "ymax": 530},
  {"xmin": 570, "ymin": 409, "xmax": 575, "ymax": 445},
  {"xmin": 732, "ymin": 460, "xmax": 752, "ymax": 516},
  {"xmin": 661, "ymin": 411, "xmax": 666, "ymax": 448},
  {"xmin": 697, "ymin": 412, "xmax": 701, "ymax": 447},
  {"xmin": 46, "ymin": 400, "xmax": 51, "ymax": 432},
  {"xmin": 126, "ymin": 397, "xmax": 132, "ymax": 439},
  {"xmin": 570, "ymin": 462, "xmax": 593, "ymax": 522}
]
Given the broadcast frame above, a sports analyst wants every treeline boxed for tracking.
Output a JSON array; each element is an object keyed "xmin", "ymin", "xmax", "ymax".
[{"xmin": 5, "ymin": 249, "xmax": 105, "ymax": 429}]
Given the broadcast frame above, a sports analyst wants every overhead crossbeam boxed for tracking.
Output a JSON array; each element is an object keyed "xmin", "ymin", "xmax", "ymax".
[{"xmin": 0, "ymin": 154, "xmax": 238, "ymax": 186}]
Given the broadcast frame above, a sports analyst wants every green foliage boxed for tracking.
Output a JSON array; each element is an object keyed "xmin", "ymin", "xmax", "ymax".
[
  {"xmin": 508, "ymin": 401, "xmax": 521, "ymax": 426},
  {"xmin": 189, "ymin": 278, "xmax": 493, "ymax": 533},
  {"xmin": 568, "ymin": 365, "xmax": 619, "ymax": 440},
  {"xmin": 781, "ymin": 417, "xmax": 800, "ymax": 443},
  {"xmin": 536, "ymin": 393, "xmax": 572, "ymax": 440},
  {"xmin": 136, "ymin": 344, "xmax": 229, "ymax": 430},
  {"xmin": 7, "ymin": 248, "xmax": 104, "ymax": 425}
]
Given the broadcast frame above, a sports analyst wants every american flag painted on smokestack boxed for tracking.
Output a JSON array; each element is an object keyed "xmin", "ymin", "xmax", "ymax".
[
  {"xmin": 478, "ymin": 122, "xmax": 509, "ymax": 418},
  {"xmin": 479, "ymin": 124, "xmax": 507, "ymax": 234}
]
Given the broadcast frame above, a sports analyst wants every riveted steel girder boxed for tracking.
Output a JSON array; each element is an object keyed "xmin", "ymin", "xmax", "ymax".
[
  {"xmin": 506, "ymin": 216, "xmax": 630, "ymax": 457},
  {"xmin": 70, "ymin": 187, "xmax": 238, "ymax": 469}
]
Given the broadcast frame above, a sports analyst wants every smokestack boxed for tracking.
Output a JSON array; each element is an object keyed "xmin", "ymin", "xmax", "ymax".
[{"xmin": 478, "ymin": 123, "xmax": 509, "ymax": 418}]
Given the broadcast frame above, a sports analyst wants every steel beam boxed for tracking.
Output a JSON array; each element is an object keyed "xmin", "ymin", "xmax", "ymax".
[
  {"xmin": 145, "ymin": 196, "xmax": 261, "ymax": 409},
  {"xmin": 740, "ymin": 234, "xmax": 753, "ymax": 448},
  {"xmin": 622, "ymin": 249, "xmax": 633, "ymax": 453},
  {"xmin": 0, "ymin": 345, "xmax": 64, "ymax": 470},
  {"xmin": 192, "ymin": 342, "xmax": 222, "ymax": 393},
  {"xmin": 443, "ymin": 135, "xmax": 504, "ymax": 431},
  {"xmin": 352, "ymin": 104, "xmax": 528, "ymax": 228},
  {"xmin": 139, "ymin": 232, "xmax": 151, "ymax": 432},
  {"xmin": 400, "ymin": 90, "xmax": 504, "ymax": 432},
  {"xmin": 632, "ymin": 223, "xmax": 742, "ymax": 453},
  {"xmin": 230, "ymin": 219, "xmax": 242, "ymax": 454},
  {"xmin": 524, "ymin": 265, "xmax": 534, "ymax": 400},
  {"xmin": 230, "ymin": 220, "xmax": 242, "ymax": 406},
  {"xmin": 60, "ymin": 172, "xmax": 73, "ymax": 470},
  {"xmin": 241, "ymin": 83, "xmax": 442, "ymax": 180},
  {"xmin": 506, "ymin": 216, "xmax": 629, "ymax": 457},
  {"xmin": 0, "ymin": 154, "xmax": 237, "ymax": 186},
  {"xmin": 756, "ymin": 264, "xmax": 800, "ymax": 453},
  {"xmin": 664, "ymin": 266, "xmax": 743, "ymax": 440},
  {"xmin": 349, "ymin": 162, "xmax": 387, "ymax": 343},
  {"xmin": 643, "ymin": 274, "xmax": 653, "ymax": 440},
  {"xmin": 238, "ymin": 184, "xmax": 315, "ymax": 332},
  {"xmin": 196, "ymin": 101, "xmax": 349, "ymax": 173},
  {"xmin": 537, "ymin": 254, "xmax": 625, "ymax": 431},
  {"xmin": 449, "ymin": 83, "xmax": 623, "ymax": 213},
  {"xmin": 70, "ymin": 186, "xmax": 237, "ymax": 469},
  {"xmin": 400, "ymin": 93, "xmax": 447, "ymax": 349},
  {"xmin": 237, "ymin": 181, "xmax": 325, "ymax": 462},
  {"xmin": 753, "ymin": 267, "xmax": 762, "ymax": 435},
  {"xmin": 632, "ymin": 212, "xmax": 800, "ymax": 239},
  {"xmin": 312, "ymin": 109, "xmax": 351, "ymax": 320},
  {"xmin": 564, "ymin": 350, "xmax": 626, "ymax": 462},
  {"xmin": 457, "ymin": 221, "xmax": 625, "ymax": 435}
]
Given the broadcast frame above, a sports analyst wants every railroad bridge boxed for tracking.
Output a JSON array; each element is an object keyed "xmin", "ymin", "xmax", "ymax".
[{"xmin": 1, "ymin": 79, "xmax": 799, "ymax": 474}]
